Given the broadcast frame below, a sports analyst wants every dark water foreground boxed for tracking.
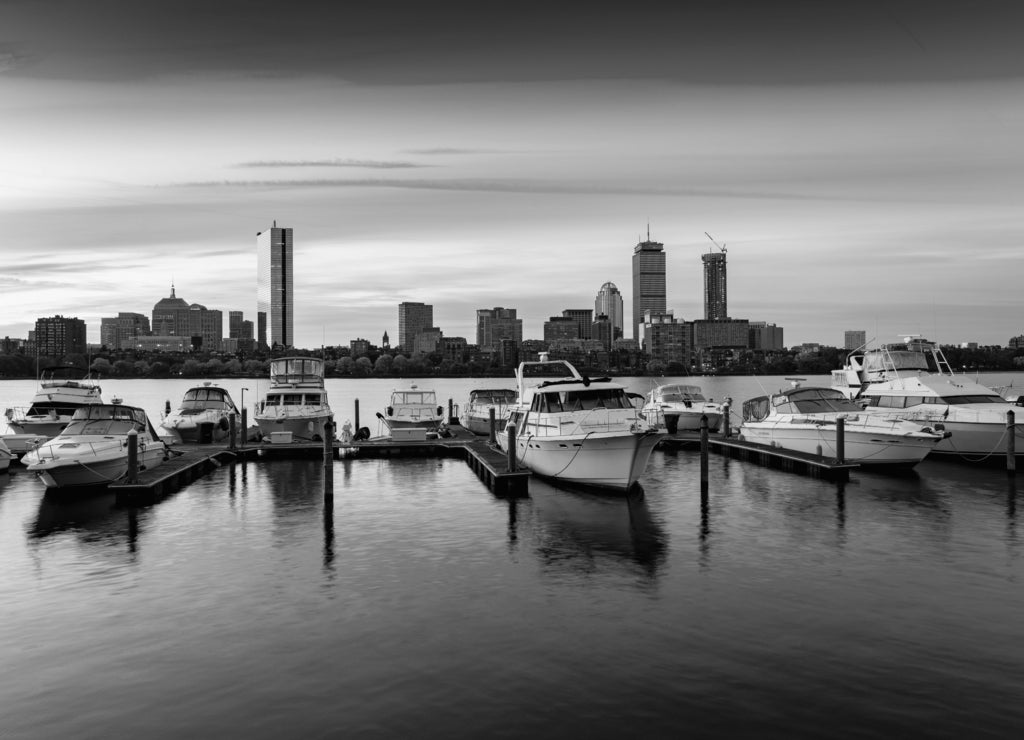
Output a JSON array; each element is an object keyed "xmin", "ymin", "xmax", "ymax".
[{"xmin": 1, "ymin": 448, "xmax": 1022, "ymax": 739}]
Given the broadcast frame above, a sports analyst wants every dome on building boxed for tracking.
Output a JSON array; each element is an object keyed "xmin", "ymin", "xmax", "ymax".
[{"xmin": 600, "ymin": 281, "xmax": 618, "ymax": 291}]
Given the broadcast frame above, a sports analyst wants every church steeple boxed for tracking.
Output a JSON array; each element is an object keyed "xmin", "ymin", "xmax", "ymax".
[{"xmin": 170, "ymin": 282, "xmax": 176, "ymax": 299}]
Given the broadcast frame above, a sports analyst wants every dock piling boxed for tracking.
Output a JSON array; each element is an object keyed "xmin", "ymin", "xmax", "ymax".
[
  {"xmin": 507, "ymin": 425, "xmax": 517, "ymax": 473},
  {"xmin": 700, "ymin": 415, "xmax": 709, "ymax": 494},
  {"xmin": 489, "ymin": 407, "xmax": 496, "ymax": 444},
  {"xmin": 448, "ymin": 398, "xmax": 454, "ymax": 425},
  {"xmin": 240, "ymin": 408, "xmax": 248, "ymax": 449},
  {"xmin": 836, "ymin": 417, "xmax": 846, "ymax": 464},
  {"xmin": 127, "ymin": 429, "xmax": 139, "ymax": 484},
  {"xmin": 354, "ymin": 399, "xmax": 360, "ymax": 431},
  {"xmin": 323, "ymin": 419, "xmax": 334, "ymax": 498},
  {"xmin": 229, "ymin": 413, "xmax": 237, "ymax": 451},
  {"xmin": 1009, "ymin": 410, "xmax": 1016, "ymax": 476},
  {"xmin": 723, "ymin": 402, "xmax": 731, "ymax": 438}
]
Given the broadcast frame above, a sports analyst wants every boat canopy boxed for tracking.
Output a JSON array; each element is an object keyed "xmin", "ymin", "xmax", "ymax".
[
  {"xmin": 64, "ymin": 404, "xmax": 151, "ymax": 435},
  {"xmin": 743, "ymin": 387, "xmax": 861, "ymax": 421},
  {"xmin": 180, "ymin": 387, "xmax": 235, "ymax": 410},
  {"xmin": 269, "ymin": 357, "xmax": 325, "ymax": 385},
  {"xmin": 530, "ymin": 387, "xmax": 632, "ymax": 412},
  {"xmin": 653, "ymin": 384, "xmax": 707, "ymax": 402},
  {"xmin": 468, "ymin": 389, "xmax": 517, "ymax": 404},
  {"xmin": 391, "ymin": 389, "xmax": 437, "ymax": 405}
]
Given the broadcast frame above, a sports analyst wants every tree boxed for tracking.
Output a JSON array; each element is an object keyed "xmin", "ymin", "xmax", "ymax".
[
  {"xmin": 373, "ymin": 354, "xmax": 393, "ymax": 376},
  {"xmin": 353, "ymin": 356, "xmax": 373, "ymax": 377},
  {"xmin": 113, "ymin": 359, "xmax": 134, "ymax": 377},
  {"xmin": 90, "ymin": 357, "xmax": 113, "ymax": 377}
]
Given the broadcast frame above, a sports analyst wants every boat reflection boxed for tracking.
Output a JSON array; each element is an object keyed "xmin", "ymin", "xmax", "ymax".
[
  {"xmin": 28, "ymin": 491, "xmax": 146, "ymax": 557},
  {"xmin": 526, "ymin": 480, "xmax": 668, "ymax": 581}
]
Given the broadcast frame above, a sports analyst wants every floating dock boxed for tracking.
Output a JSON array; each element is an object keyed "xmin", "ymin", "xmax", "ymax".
[{"xmin": 659, "ymin": 430, "xmax": 858, "ymax": 481}]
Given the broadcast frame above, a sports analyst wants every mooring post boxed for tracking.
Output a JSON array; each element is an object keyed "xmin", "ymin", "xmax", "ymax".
[
  {"xmin": 229, "ymin": 413, "xmax": 237, "ymax": 451},
  {"xmin": 354, "ymin": 399, "xmax": 360, "ymax": 431},
  {"xmin": 723, "ymin": 402, "xmax": 731, "ymax": 438},
  {"xmin": 700, "ymin": 415, "xmax": 709, "ymax": 494},
  {"xmin": 488, "ymin": 407, "xmax": 496, "ymax": 444},
  {"xmin": 448, "ymin": 398, "xmax": 454, "ymax": 424},
  {"xmin": 836, "ymin": 417, "xmax": 846, "ymax": 464},
  {"xmin": 323, "ymin": 419, "xmax": 334, "ymax": 498},
  {"xmin": 240, "ymin": 408, "xmax": 248, "ymax": 449},
  {"xmin": 507, "ymin": 425, "xmax": 517, "ymax": 473},
  {"xmin": 1008, "ymin": 410, "xmax": 1016, "ymax": 476},
  {"xmin": 127, "ymin": 429, "xmax": 139, "ymax": 484}
]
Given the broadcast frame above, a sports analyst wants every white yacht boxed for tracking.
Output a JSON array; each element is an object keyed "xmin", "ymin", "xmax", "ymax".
[
  {"xmin": 459, "ymin": 388, "xmax": 517, "ymax": 436},
  {"xmin": 497, "ymin": 354, "xmax": 666, "ymax": 491},
  {"xmin": 832, "ymin": 337, "xmax": 1023, "ymax": 462},
  {"xmin": 4, "ymin": 365, "xmax": 105, "ymax": 438},
  {"xmin": 22, "ymin": 404, "xmax": 168, "ymax": 488},
  {"xmin": 738, "ymin": 383, "xmax": 947, "ymax": 469},
  {"xmin": 640, "ymin": 383, "xmax": 725, "ymax": 434},
  {"xmin": 379, "ymin": 386, "xmax": 445, "ymax": 433},
  {"xmin": 0, "ymin": 437, "xmax": 12, "ymax": 473},
  {"xmin": 159, "ymin": 382, "xmax": 240, "ymax": 444},
  {"xmin": 254, "ymin": 357, "xmax": 332, "ymax": 442}
]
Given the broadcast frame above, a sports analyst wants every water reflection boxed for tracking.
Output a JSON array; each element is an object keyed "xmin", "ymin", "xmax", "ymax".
[
  {"xmin": 28, "ymin": 491, "xmax": 147, "ymax": 561},
  {"xmin": 528, "ymin": 482, "xmax": 667, "ymax": 581}
]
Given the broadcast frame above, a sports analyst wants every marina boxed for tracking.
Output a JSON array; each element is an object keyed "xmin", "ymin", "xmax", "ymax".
[{"xmin": 2, "ymin": 374, "xmax": 1024, "ymax": 738}]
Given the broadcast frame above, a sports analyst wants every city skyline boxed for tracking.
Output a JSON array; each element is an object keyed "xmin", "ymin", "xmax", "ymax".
[{"xmin": 4, "ymin": 1, "xmax": 1024, "ymax": 348}]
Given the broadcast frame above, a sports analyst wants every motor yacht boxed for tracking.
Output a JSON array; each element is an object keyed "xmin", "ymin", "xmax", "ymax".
[
  {"xmin": 832, "ymin": 337, "xmax": 1023, "ymax": 462},
  {"xmin": 459, "ymin": 388, "xmax": 517, "ymax": 436},
  {"xmin": 497, "ymin": 354, "xmax": 666, "ymax": 491},
  {"xmin": 159, "ymin": 382, "xmax": 240, "ymax": 444},
  {"xmin": 21, "ymin": 404, "xmax": 169, "ymax": 488},
  {"xmin": 4, "ymin": 365, "xmax": 105, "ymax": 438},
  {"xmin": 254, "ymin": 357, "xmax": 332, "ymax": 442},
  {"xmin": 739, "ymin": 383, "xmax": 947, "ymax": 469},
  {"xmin": 640, "ymin": 383, "xmax": 725, "ymax": 434},
  {"xmin": 379, "ymin": 386, "xmax": 446, "ymax": 433}
]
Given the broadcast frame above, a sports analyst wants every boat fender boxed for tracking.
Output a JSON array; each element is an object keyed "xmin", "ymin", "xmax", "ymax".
[
  {"xmin": 218, "ymin": 417, "xmax": 230, "ymax": 431},
  {"xmin": 582, "ymin": 376, "xmax": 591, "ymax": 387},
  {"xmin": 386, "ymin": 406, "xmax": 393, "ymax": 416},
  {"xmin": 355, "ymin": 426, "xmax": 371, "ymax": 441},
  {"xmin": 165, "ymin": 400, "xmax": 171, "ymax": 414},
  {"xmin": 436, "ymin": 406, "xmax": 443, "ymax": 417}
]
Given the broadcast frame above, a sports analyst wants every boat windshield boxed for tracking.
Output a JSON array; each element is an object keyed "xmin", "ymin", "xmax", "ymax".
[
  {"xmin": 269, "ymin": 357, "xmax": 324, "ymax": 384},
  {"xmin": 532, "ymin": 388, "xmax": 631, "ymax": 412},
  {"xmin": 64, "ymin": 405, "xmax": 147, "ymax": 435},
  {"xmin": 392, "ymin": 391, "xmax": 437, "ymax": 405},
  {"xmin": 181, "ymin": 388, "xmax": 233, "ymax": 410},
  {"xmin": 864, "ymin": 393, "xmax": 1005, "ymax": 408},
  {"xmin": 470, "ymin": 390, "xmax": 517, "ymax": 404},
  {"xmin": 658, "ymin": 385, "xmax": 706, "ymax": 402},
  {"xmin": 773, "ymin": 388, "xmax": 863, "ymax": 415}
]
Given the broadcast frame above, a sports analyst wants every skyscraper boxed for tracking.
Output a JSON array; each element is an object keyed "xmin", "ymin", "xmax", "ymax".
[
  {"xmin": 35, "ymin": 315, "xmax": 87, "ymax": 358},
  {"xmin": 594, "ymin": 282, "xmax": 624, "ymax": 340},
  {"xmin": 476, "ymin": 307, "xmax": 522, "ymax": 350},
  {"xmin": 844, "ymin": 330, "xmax": 867, "ymax": 351},
  {"xmin": 631, "ymin": 231, "xmax": 666, "ymax": 342},
  {"xmin": 561, "ymin": 309, "xmax": 593, "ymax": 340},
  {"xmin": 702, "ymin": 247, "xmax": 728, "ymax": 320},
  {"xmin": 257, "ymin": 223, "xmax": 293, "ymax": 349},
  {"xmin": 398, "ymin": 302, "xmax": 433, "ymax": 351}
]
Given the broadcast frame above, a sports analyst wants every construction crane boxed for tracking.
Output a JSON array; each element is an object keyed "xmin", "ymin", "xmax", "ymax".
[{"xmin": 704, "ymin": 232, "xmax": 727, "ymax": 253}]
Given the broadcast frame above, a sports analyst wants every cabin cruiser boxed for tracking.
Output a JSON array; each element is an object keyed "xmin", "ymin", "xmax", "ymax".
[
  {"xmin": 159, "ymin": 382, "xmax": 240, "ymax": 444},
  {"xmin": 459, "ymin": 388, "xmax": 517, "ymax": 436},
  {"xmin": 254, "ymin": 357, "xmax": 332, "ymax": 442},
  {"xmin": 379, "ymin": 386, "xmax": 446, "ymax": 433},
  {"xmin": 497, "ymin": 354, "xmax": 666, "ymax": 491},
  {"xmin": 640, "ymin": 383, "xmax": 725, "ymax": 433},
  {"xmin": 21, "ymin": 404, "xmax": 168, "ymax": 488},
  {"xmin": 739, "ymin": 383, "xmax": 947, "ymax": 469},
  {"xmin": 4, "ymin": 366, "xmax": 104, "ymax": 438},
  {"xmin": 832, "ymin": 337, "xmax": 1023, "ymax": 462}
]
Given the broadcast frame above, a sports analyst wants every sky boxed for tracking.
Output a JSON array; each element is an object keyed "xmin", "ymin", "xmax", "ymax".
[{"xmin": 2, "ymin": 0, "xmax": 1024, "ymax": 349}]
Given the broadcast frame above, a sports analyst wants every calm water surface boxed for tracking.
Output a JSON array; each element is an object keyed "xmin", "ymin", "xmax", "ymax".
[{"xmin": 2, "ymin": 376, "xmax": 1023, "ymax": 738}]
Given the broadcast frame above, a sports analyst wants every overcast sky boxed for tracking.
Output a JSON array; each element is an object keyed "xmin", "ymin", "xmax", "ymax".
[{"xmin": 3, "ymin": 0, "xmax": 1023, "ymax": 349}]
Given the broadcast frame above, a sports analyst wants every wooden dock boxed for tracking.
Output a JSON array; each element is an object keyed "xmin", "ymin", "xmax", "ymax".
[
  {"xmin": 110, "ymin": 448, "xmax": 238, "ymax": 503},
  {"xmin": 659, "ymin": 430, "xmax": 858, "ymax": 481}
]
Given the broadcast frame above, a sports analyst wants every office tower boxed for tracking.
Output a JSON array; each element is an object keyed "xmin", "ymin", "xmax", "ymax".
[
  {"xmin": 561, "ymin": 309, "xmax": 593, "ymax": 340},
  {"xmin": 641, "ymin": 310, "xmax": 691, "ymax": 366},
  {"xmin": 594, "ymin": 282, "xmax": 624, "ymax": 340},
  {"xmin": 592, "ymin": 314, "xmax": 614, "ymax": 350},
  {"xmin": 750, "ymin": 321, "xmax": 785, "ymax": 351},
  {"xmin": 229, "ymin": 311, "xmax": 244, "ymax": 339},
  {"xmin": 100, "ymin": 318, "xmax": 118, "ymax": 349},
  {"xmin": 257, "ymin": 223, "xmax": 294, "ymax": 349},
  {"xmin": 152, "ymin": 285, "xmax": 191, "ymax": 336},
  {"xmin": 844, "ymin": 330, "xmax": 867, "ymax": 351},
  {"xmin": 35, "ymin": 315, "xmax": 87, "ymax": 358},
  {"xmin": 631, "ymin": 231, "xmax": 666, "ymax": 342},
  {"xmin": 475, "ymin": 307, "xmax": 522, "ymax": 350},
  {"xmin": 543, "ymin": 316, "xmax": 579, "ymax": 342},
  {"xmin": 702, "ymin": 247, "xmax": 728, "ymax": 320},
  {"xmin": 398, "ymin": 302, "xmax": 433, "ymax": 351}
]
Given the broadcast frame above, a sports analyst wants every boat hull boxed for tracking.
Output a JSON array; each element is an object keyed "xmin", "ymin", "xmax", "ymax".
[
  {"xmin": 255, "ymin": 410, "xmax": 333, "ymax": 441},
  {"xmin": 27, "ymin": 445, "xmax": 167, "ymax": 488},
  {"xmin": 738, "ymin": 423, "xmax": 939, "ymax": 468},
  {"xmin": 159, "ymin": 411, "xmax": 232, "ymax": 444},
  {"xmin": 662, "ymin": 408, "xmax": 723, "ymax": 432},
  {"xmin": 503, "ymin": 430, "xmax": 666, "ymax": 491},
  {"xmin": 6, "ymin": 416, "xmax": 72, "ymax": 438}
]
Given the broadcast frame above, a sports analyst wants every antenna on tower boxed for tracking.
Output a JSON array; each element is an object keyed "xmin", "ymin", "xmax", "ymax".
[{"xmin": 704, "ymin": 232, "xmax": 727, "ymax": 253}]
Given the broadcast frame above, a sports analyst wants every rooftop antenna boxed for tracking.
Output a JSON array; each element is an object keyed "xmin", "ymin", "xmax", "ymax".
[{"xmin": 704, "ymin": 232, "xmax": 727, "ymax": 254}]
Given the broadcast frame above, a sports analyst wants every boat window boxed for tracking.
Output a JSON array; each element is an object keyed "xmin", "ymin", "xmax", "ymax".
[
  {"xmin": 875, "ymin": 396, "xmax": 904, "ymax": 408},
  {"xmin": 561, "ymin": 389, "xmax": 630, "ymax": 410},
  {"xmin": 264, "ymin": 394, "xmax": 282, "ymax": 406},
  {"xmin": 304, "ymin": 394, "xmax": 323, "ymax": 405},
  {"xmin": 282, "ymin": 394, "xmax": 304, "ymax": 405},
  {"xmin": 943, "ymin": 395, "xmax": 1005, "ymax": 404}
]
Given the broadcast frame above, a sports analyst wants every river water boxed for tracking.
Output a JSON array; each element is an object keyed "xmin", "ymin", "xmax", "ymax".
[{"xmin": 2, "ymin": 375, "xmax": 1023, "ymax": 738}]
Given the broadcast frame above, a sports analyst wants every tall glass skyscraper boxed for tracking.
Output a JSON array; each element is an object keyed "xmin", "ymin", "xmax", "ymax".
[
  {"xmin": 398, "ymin": 301, "xmax": 433, "ymax": 351},
  {"xmin": 594, "ymin": 282, "xmax": 624, "ymax": 340},
  {"xmin": 631, "ymin": 234, "xmax": 666, "ymax": 342},
  {"xmin": 702, "ymin": 250, "xmax": 728, "ymax": 320},
  {"xmin": 257, "ymin": 223, "xmax": 293, "ymax": 349}
]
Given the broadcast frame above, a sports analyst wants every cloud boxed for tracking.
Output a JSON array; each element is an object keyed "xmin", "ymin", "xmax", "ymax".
[
  {"xmin": 403, "ymin": 148, "xmax": 513, "ymax": 155},
  {"xmin": 233, "ymin": 158, "xmax": 426, "ymax": 169}
]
